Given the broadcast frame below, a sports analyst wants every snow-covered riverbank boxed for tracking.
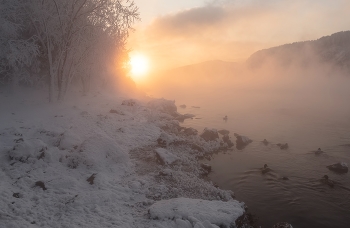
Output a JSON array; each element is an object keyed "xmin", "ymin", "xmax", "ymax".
[{"xmin": 0, "ymin": 90, "xmax": 245, "ymax": 228}]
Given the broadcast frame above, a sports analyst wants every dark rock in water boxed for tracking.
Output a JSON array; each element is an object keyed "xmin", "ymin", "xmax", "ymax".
[
  {"xmin": 272, "ymin": 222, "xmax": 293, "ymax": 228},
  {"xmin": 327, "ymin": 162, "xmax": 348, "ymax": 173},
  {"xmin": 234, "ymin": 133, "xmax": 252, "ymax": 150},
  {"xmin": 200, "ymin": 163, "xmax": 212, "ymax": 173},
  {"xmin": 87, "ymin": 173, "xmax": 97, "ymax": 185},
  {"xmin": 226, "ymin": 139, "xmax": 234, "ymax": 148},
  {"xmin": 218, "ymin": 129, "xmax": 230, "ymax": 135},
  {"xmin": 200, "ymin": 128, "xmax": 219, "ymax": 141},
  {"xmin": 222, "ymin": 134, "xmax": 234, "ymax": 148},
  {"xmin": 148, "ymin": 98, "xmax": 178, "ymax": 117},
  {"xmin": 179, "ymin": 104, "xmax": 186, "ymax": 108},
  {"xmin": 235, "ymin": 212, "xmax": 259, "ymax": 228},
  {"xmin": 282, "ymin": 176, "xmax": 289, "ymax": 180},
  {"xmin": 183, "ymin": 127, "xmax": 198, "ymax": 136},
  {"xmin": 175, "ymin": 113, "xmax": 195, "ymax": 122},
  {"xmin": 222, "ymin": 134, "xmax": 229, "ymax": 142},
  {"xmin": 35, "ymin": 181, "xmax": 47, "ymax": 190},
  {"xmin": 277, "ymin": 143, "xmax": 289, "ymax": 150}
]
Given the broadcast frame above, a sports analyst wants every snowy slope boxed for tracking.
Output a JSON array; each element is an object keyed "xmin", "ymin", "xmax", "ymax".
[{"xmin": 0, "ymin": 89, "xmax": 244, "ymax": 228}]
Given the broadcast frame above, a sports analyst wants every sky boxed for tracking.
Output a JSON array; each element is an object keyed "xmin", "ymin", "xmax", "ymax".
[{"xmin": 129, "ymin": 0, "xmax": 350, "ymax": 72}]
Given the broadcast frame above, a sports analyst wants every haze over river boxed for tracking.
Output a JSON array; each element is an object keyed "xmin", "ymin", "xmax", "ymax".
[{"xmin": 151, "ymin": 71, "xmax": 350, "ymax": 227}]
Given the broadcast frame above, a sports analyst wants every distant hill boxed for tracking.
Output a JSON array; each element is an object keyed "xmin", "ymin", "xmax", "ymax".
[
  {"xmin": 246, "ymin": 31, "xmax": 350, "ymax": 70},
  {"xmin": 167, "ymin": 60, "xmax": 238, "ymax": 78},
  {"xmin": 149, "ymin": 60, "xmax": 240, "ymax": 86}
]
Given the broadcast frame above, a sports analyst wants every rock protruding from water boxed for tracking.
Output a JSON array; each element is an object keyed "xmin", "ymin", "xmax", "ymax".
[
  {"xmin": 234, "ymin": 133, "xmax": 252, "ymax": 150},
  {"xmin": 183, "ymin": 127, "xmax": 198, "ymax": 136},
  {"xmin": 200, "ymin": 163, "xmax": 212, "ymax": 174},
  {"xmin": 179, "ymin": 104, "xmax": 186, "ymax": 108},
  {"xmin": 222, "ymin": 134, "xmax": 234, "ymax": 148},
  {"xmin": 147, "ymin": 98, "xmax": 178, "ymax": 117},
  {"xmin": 272, "ymin": 222, "xmax": 293, "ymax": 228},
  {"xmin": 218, "ymin": 129, "xmax": 230, "ymax": 135},
  {"xmin": 175, "ymin": 113, "xmax": 195, "ymax": 122},
  {"xmin": 200, "ymin": 128, "xmax": 219, "ymax": 142},
  {"xmin": 327, "ymin": 162, "xmax": 348, "ymax": 173}
]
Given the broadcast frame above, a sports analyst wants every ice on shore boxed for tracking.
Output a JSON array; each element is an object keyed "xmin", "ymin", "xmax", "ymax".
[{"xmin": 149, "ymin": 197, "xmax": 244, "ymax": 228}]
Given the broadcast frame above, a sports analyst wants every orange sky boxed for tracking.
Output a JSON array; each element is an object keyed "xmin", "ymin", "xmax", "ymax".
[{"xmin": 128, "ymin": 0, "xmax": 350, "ymax": 73}]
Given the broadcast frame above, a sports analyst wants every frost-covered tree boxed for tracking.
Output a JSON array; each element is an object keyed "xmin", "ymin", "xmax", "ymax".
[
  {"xmin": 0, "ymin": 0, "xmax": 38, "ymax": 87},
  {"xmin": 0, "ymin": 0, "xmax": 139, "ymax": 101},
  {"xmin": 25, "ymin": 0, "xmax": 139, "ymax": 101}
]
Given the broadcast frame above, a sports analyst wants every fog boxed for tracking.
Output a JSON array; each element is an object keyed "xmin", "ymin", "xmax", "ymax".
[{"xmin": 141, "ymin": 56, "xmax": 350, "ymax": 124}]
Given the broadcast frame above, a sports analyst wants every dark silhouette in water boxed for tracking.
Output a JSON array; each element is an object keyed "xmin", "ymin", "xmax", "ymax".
[
  {"xmin": 315, "ymin": 148, "xmax": 324, "ymax": 154},
  {"xmin": 223, "ymin": 115, "xmax": 228, "ymax": 121},
  {"xmin": 321, "ymin": 175, "xmax": 334, "ymax": 187},
  {"xmin": 262, "ymin": 139, "xmax": 269, "ymax": 146},
  {"xmin": 327, "ymin": 162, "xmax": 348, "ymax": 173},
  {"xmin": 276, "ymin": 143, "xmax": 288, "ymax": 150},
  {"xmin": 261, "ymin": 164, "xmax": 272, "ymax": 174}
]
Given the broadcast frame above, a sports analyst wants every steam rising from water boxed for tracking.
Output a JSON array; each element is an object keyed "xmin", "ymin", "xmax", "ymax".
[{"xmin": 143, "ymin": 59, "xmax": 350, "ymax": 122}]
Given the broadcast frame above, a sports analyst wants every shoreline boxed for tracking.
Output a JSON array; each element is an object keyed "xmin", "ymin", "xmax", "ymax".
[{"xmin": 0, "ymin": 90, "xmax": 248, "ymax": 228}]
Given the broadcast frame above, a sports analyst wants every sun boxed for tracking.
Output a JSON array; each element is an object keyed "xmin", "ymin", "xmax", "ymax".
[{"xmin": 129, "ymin": 54, "xmax": 149, "ymax": 80}]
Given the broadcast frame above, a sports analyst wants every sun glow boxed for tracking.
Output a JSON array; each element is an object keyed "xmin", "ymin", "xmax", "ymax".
[{"xmin": 129, "ymin": 54, "xmax": 149, "ymax": 81}]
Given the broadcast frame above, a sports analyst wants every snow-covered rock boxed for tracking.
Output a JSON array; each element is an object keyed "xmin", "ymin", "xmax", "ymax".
[
  {"xmin": 234, "ymin": 133, "xmax": 252, "ymax": 149},
  {"xmin": 183, "ymin": 127, "xmax": 198, "ymax": 136},
  {"xmin": 175, "ymin": 113, "xmax": 195, "ymax": 122},
  {"xmin": 155, "ymin": 148, "xmax": 179, "ymax": 165},
  {"xmin": 327, "ymin": 162, "xmax": 348, "ymax": 173},
  {"xmin": 272, "ymin": 222, "xmax": 293, "ymax": 228},
  {"xmin": 200, "ymin": 128, "xmax": 219, "ymax": 142},
  {"xmin": 149, "ymin": 197, "xmax": 245, "ymax": 228},
  {"xmin": 121, "ymin": 99, "xmax": 139, "ymax": 106},
  {"xmin": 147, "ymin": 98, "xmax": 178, "ymax": 117}
]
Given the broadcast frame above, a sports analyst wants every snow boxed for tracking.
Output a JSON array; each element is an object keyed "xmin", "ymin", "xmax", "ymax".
[
  {"xmin": 149, "ymin": 197, "xmax": 244, "ymax": 228},
  {"xmin": 341, "ymin": 162, "xmax": 348, "ymax": 167},
  {"xmin": 155, "ymin": 148, "xmax": 179, "ymax": 165},
  {"xmin": 0, "ymin": 89, "xmax": 244, "ymax": 228}
]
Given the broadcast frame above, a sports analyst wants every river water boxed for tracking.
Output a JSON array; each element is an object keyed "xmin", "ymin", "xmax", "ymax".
[{"xmin": 147, "ymin": 70, "xmax": 350, "ymax": 227}]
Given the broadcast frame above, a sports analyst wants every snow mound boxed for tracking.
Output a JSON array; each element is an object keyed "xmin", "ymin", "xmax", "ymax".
[
  {"xmin": 148, "ymin": 98, "xmax": 178, "ymax": 117},
  {"xmin": 149, "ymin": 197, "xmax": 244, "ymax": 228},
  {"xmin": 155, "ymin": 148, "xmax": 179, "ymax": 165}
]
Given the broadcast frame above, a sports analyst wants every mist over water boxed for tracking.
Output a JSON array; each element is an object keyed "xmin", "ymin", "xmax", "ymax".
[{"xmin": 145, "ymin": 63, "xmax": 350, "ymax": 227}]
